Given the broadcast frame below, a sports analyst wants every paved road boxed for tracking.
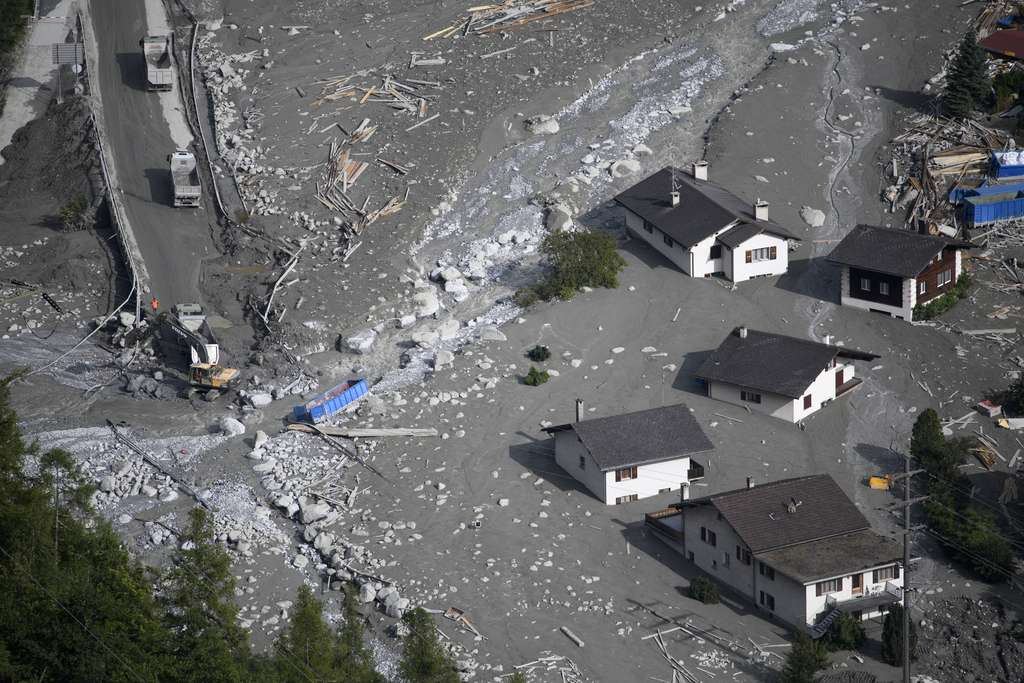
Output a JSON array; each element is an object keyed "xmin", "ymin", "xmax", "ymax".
[{"xmin": 89, "ymin": 0, "xmax": 215, "ymax": 308}]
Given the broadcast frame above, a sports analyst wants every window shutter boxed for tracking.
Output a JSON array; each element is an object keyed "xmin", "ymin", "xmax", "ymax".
[
  {"xmin": 816, "ymin": 583, "xmax": 822, "ymax": 597},
  {"xmin": 770, "ymin": 246, "xmax": 777, "ymax": 260},
  {"xmin": 745, "ymin": 250, "xmax": 752, "ymax": 263},
  {"xmin": 615, "ymin": 469, "xmax": 621, "ymax": 482},
  {"xmin": 837, "ymin": 578, "xmax": 843, "ymax": 592},
  {"xmin": 701, "ymin": 527, "xmax": 706, "ymax": 542},
  {"xmin": 872, "ymin": 569, "xmax": 878, "ymax": 583},
  {"xmin": 893, "ymin": 564, "xmax": 900, "ymax": 579},
  {"xmin": 632, "ymin": 466, "xmax": 638, "ymax": 479}
]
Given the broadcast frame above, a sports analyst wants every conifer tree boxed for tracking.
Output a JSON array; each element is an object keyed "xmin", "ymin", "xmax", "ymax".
[
  {"xmin": 779, "ymin": 628, "xmax": 828, "ymax": 683},
  {"xmin": 882, "ymin": 604, "xmax": 918, "ymax": 667},
  {"xmin": 399, "ymin": 607, "xmax": 460, "ymax": 683},
  {"xmin": 944, "ymin": 30, "xmax": 990, "ymax": 118}
]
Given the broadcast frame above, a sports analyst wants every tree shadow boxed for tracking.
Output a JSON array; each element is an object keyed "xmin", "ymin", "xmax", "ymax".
[{"xmin": 869, "ymin": 84, "xmax": 933, "ymax": 115}]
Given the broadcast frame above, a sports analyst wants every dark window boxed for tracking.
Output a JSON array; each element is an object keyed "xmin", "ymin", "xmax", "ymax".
[
  {"xmin": 746, "ymin": 247, "xmax": 775, "ymax": 263},
  {"xmin": 710, "ymin": 245, "xmax": 722, "ymax": 259},
  {"xmin": 615, "ymin": 466, "xmax": 638, "ymax": 482},
  {"xmin": 737, "ymin": 546, "xmax": 752, "ymax": 565},
  {"xmin": 741, "ymin": 391, "xmax": 761, "ymax": 404},
  {"xmin": 579, "ymin": 455, "xmax": 585, "ymax": 470},
  {"xmin": 873, "ymin": 565, "xmax": 899, "ymax": 582},
  {"xmin": 760, "ymin": 591, "xmax": 775, "ymax": 611},
  {"xmin": 803, "ymin": 395, "xmax": 812, "ymax": 410},
  {"xmin": 919, "ymin": 281, "xmax": 926, "ymax": 295},
  {"xmin": 816, "ymin": 578, "xmax": 842, "ymax": 596},
  {"xmin": 663, "ymin": 234, "xmax": 674, "ymax": 248},
  {"xmin": 759, "ymin": 562, "xmax": 774, "ymax": 580},
  {"xmin": 879, "ymin": 282, "xmax": 890, "ymax": 296},
  {"xmin": 700, "ymin": 526, "xmax": 717, "ymax": 546},
  {"xmin": 860, "ymin": 278, "xmax": 871, "ymax": 291},
  {"xmin": 615, "ymin": 494, "xmax": 638, "ymax": 504},
  {"xmin": 723, "ymin": 552, "xmax": 730, "ymax": 568},
  {"xmin": 644, "ymin": 221, "xmax": 653, "ymax": 234}
]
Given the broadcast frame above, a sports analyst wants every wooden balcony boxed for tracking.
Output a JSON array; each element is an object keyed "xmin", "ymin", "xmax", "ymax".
[{"xmin": 645, "ymin": 508, "xmax": 684, "ymax": 543}]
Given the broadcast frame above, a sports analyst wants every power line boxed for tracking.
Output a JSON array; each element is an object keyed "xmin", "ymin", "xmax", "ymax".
[{"xmin": 0, "ymin": 543, "xmax": 148, "ymax": 683}]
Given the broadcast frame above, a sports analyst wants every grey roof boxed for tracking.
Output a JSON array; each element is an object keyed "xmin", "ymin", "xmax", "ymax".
[
  {"xmin": 542, "ymin": 403, "xmax": 715, "ymax": 471},
  {"xmin": 755, "ymin": 529, "xmax": 905, "ymax": 583},
  {"xmin": 824, "ymin": 223, "xmax": 976, "ymax": 278},
  {"xmin": 717, "ymin": 223, "xmax": 765, "ymax": 249},
  {"xmin": 614, "ymin": 167, "xmax": 799, "ymax": 249},
  {"xmin": 673, "ymin": 474, "xmax": 870, "ymax": 554},
  {"xmin": 694, "ymin": 327, "xmax": 840, "ymax": 399}
]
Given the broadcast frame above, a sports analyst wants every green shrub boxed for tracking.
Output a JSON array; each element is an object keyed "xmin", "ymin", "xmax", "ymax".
[
  {"xmin": 517, "ymin": 228, "xmax": 627, "ymax": 304},
  {"xmin": 780, "ymin": 629, "xmax": 829, "ymax": 683},
  {"xmin": 821, "ymin": 612, "xmax": 866, "ymax": 652},
  {"xmin": 524, "ymin": 365, "xmax": 549, "ymax": 386},
  {"xmin": 527, "ymin": 345, "xmax": 551, "ymax": 362},
  {"xmin": 912, "ymin": 272, "xmax": 974, "ymax": 321},
  {"xmin": 59, "ymin": 193, "xmax": 91, "ymax": 231},
  {"xmin": 0, "ymin": 0, "xmax": 33, "ymax": 56},
  {"xmin": 688, "ymin": 576, "xmax": 720, "ymax": 605}
]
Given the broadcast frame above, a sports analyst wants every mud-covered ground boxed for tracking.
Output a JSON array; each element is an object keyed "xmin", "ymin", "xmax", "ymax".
[{"xmin": 1, "ymin": 0, "xmax": 1024, "ymax": 682}]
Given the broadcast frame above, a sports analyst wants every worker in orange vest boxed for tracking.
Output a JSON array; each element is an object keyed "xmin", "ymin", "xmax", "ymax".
[{"xmin": 151, "ymin": 299, "xmax": 158, "ymax": 310}]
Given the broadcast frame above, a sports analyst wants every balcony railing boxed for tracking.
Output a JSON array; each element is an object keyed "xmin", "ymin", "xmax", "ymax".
[
  {"xmin": 687, "ymin": 461, "xmax": 705, "ymax": 481},
  {"xmin": 644, "ymin": 509, "xmax": 684, "ymax": 543}
]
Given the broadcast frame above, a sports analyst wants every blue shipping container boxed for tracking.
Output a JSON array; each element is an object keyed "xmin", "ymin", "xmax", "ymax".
[
  {"xmin": 294, "ymin": 379, "xmax": 368, "ymax": 423},
  {"xmin": 948, "ymin": 178, "xmax": 988, "ymax": 203},
  {"xmin": 992, "ymin": 151, "xmax": 1024, "ymax": 179},
  {"xmin": 964, "ymin": 189, "xmax": 1024, "ymax": 227}
]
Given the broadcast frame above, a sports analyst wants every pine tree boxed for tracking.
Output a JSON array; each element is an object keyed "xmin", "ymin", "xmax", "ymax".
[
  {"xmin": 399, "ymin": 607, "xmax": 460, "ymax": 683},
  {"xmin": 275, "ymin": 584, "xmax": 337, "ymax": 682},
  {"xmin": 780, "ymin": 628, "xmax": 828, "ymax": 683},
  {"xmin": 160, "ymin": 507, "xmax": 248, "ymax": 683},
  {"xmin": 337, "ymin": 584, "xmax": 385, "ymax": 683},
  {"xmin": 944, "ymin": 30, "xmax": 990, "ymax": 118},
  {"xmin": 882, "ymin": 604, "xmax": 918, "ymax": 667}
]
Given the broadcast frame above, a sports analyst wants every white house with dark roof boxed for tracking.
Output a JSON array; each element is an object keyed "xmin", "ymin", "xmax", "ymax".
[
  {"xmin": 694, "ymin": 326, "xmax": 879, "ymax": 423},
  {"xmin": 541, "ymin": 402, "xmax": 714, "ymax": 505},
  {"xmin": 645, "ymin": 474, "xmax": 909, "ymax": 634},
  {"xmin": 824, "ymin": 224, "xmax": 977, "ymax": 321},
  {"xmin": 614, "ymin": 163, "xmax": 799, "ymax": 282}
]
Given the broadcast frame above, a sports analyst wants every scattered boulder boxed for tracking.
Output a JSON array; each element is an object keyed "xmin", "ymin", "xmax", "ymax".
[
  {"xmin": 434, "ymin": 349, "xmax": 455, "ymax": 368},
  {"xmin": 546, "ymin": 207, "xmax": 574, "ymax": 232},
  {"xmin": 525, "ymin": 114, "xmax": 559, "ymax": 136},
  {"xmin": 219, "ymin": 416, "xmax": 246, "ymax": 437},
  {"xmin": 413, "ymin": 290, "xmax": 440, "ymax": 317},
  {"xmin": 799, "ymin": 206, "xmax": 826, "ymax": 228},
  {"xmin": 610, "ymin": 159, "xmax": 642, "ymax": 178},
  {"xmin": 342, "ymin": 328, "xmax": 377, "ymax": 355},
  {"xmin": 99, "ymin": 475, "xmax": 116, "ymax": 493},
  {"xmin": 254, "ymin": 430, "xmax": 269, "ymax": 449},
  {"xmin": 119, "ymin": 312, "xmax": 136, "ymax": 327},
  {"xmin": 438, "ymin": 266, "xmax": 463, "ymax": 282},
  {"xmin": 248, "ymin": 392, "xmax": 273, "ymax": 408},
  {"xmin": 480, "ymin": 328, "xmax": 506, "ymax": 342},
  {"xmin": 359, "ymin": 583, "xmax": 377, "ymax": 603}
]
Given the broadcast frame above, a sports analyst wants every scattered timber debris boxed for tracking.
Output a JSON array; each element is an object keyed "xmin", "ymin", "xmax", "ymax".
[{"xmin": 423, "ymin": 0, "xmax": 596, "ymax": 40}]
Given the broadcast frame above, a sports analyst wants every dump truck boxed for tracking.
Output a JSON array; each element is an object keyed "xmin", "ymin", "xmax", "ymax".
[
  {"xmin": 168, "ymin": 151, "xmax": 201, "ymax": 207},
  {"xmin": 160, "ymin": 304, "xmax": 240, "ymax": 391},
  {"xmin": 140, "ymin": 35, "xmax": 174, "ymax": 91}
]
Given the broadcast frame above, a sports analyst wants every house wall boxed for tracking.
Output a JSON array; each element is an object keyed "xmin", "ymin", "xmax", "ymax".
[
  {"xmin": 690, "ymin": 234, "xmax": 720, "ymax": 278},
  {"xmin": 917, "ymin": 246, "xmax": 960, "ymax": 305},
  {"xmin": 791, "ymin": 361, "xmax": 853, "ymax": 422},
  {"xmin": 707, "ymin": 381, "xmax": 798, "ymax": 421},
  {"xmin": 839, "ymin": 265, "xmax": 915, "ymax": 321},
  {"xmin": 604, "ymin": 457, "xmax": 692, "ymax": 505},
  {"xmin": 754, "ymin": 560, "xmax": 807, "ymax": 628},
  {"xmin": 801, "ymin": 563, "xmax": 905, "ymax": 625},
  {"xmin": 731, "ymin": 232, "xmax": 790, "ymax": 282},
  {"xmin": 682, "ymin": 506, "xmax": 757, "ymax": 596},
  {"xmin": 624, "ymin": 210, "xmax": 693, "ymax": 275},
  {"xmin": 553, "ymin": 431, "xmax": 607, "ymax": 502}
]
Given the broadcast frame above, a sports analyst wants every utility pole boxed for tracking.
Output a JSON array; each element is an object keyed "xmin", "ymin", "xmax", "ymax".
[
  {"xmin": 885, "ymin": 456, "xmax": 925, "ymax": 683},
  {"xmin": 902, "ymin": 450, "xmax": 911, "ymax": 683}
]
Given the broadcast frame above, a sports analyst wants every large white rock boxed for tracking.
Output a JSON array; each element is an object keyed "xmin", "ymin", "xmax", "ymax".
[
  {"xmin": 301, "ymin": 503, "xmax": 331, "ymax": 524},
  {"xmin": 119, "ymin": 312, "xmax": 136, "ymax": 327},
  {"xmin": 252, "ymin": 458, "xmax": 277, "ymax": 474},
  {"xmin": 439, "ymin": 266, "xmax": 463, "ymax": 282},
  {"xmin": 610, "ymin": 159, "xmax": 642, "ymax": 178},
  {"xmin": 249, "ymin": 392, "xmax": 272, "ymax": 408},
  {"xmin": 434, "ymin": 349, "xmax": 455, "ymax": 368},
  {"xmin": 254, "ymin": 430, "xmax": 269, "ymax": 449},
  {"xmin": 99, "ymin": 475, "xmax": 116, "ymax": 493},
  {"xmin": 525, "ymin": 114, "xmax": 559, "ymax": 136},
  {"xmin": 800, "ymin": 206, "xmax": 826, "ymax": 228},
  {"xmin": 546, "ymin": 208, "xmax": 573, "ymax": 232},
  {"xmin": 359, "ymin": 583, "xmax": 377, "ymax": 603},
  {"xmin": 413, "ymin": 290, "xmax": 440, "ymax": 317},
  {"xmin": 412, "ymin": 330, "xmax": 440, "ymax": 346},
  {"xmin": 480, "ymin": 327, "xmax": 506, "ymax": 342},
  {"xmin": 219, "ymin": 417, "xmax": 246, "ymax": 437},
  {"xmin": 436, "ymin": 319, "xmax": 460, "ymax": 340},
  {"xmin": 343, "ymin": 328, "xmax": 377, "ymax": 354}
]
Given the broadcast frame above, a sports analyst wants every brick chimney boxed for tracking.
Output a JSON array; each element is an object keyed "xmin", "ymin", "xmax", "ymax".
[{"xmin": 693, "ymin": 161, "xmax": 708, "ymax": 181}]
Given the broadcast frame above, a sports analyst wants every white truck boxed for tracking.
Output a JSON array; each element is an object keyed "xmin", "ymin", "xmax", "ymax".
[
  {"xmin": 168, "ymin": 151, "xmax": 201, "ymax": 207},
  {"xmin": 140, "ymin": 35, "xmax": 173, "ymax": 92}
]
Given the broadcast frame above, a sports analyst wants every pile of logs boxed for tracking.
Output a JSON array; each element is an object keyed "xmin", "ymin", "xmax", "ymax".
[{"xmin": 423, "ymin": 0, "xmax": 595, "ymax": 40}]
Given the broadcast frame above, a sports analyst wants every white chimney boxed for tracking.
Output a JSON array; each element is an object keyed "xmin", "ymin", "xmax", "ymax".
[
  {"xmin": 739, "ymin": 325, "xmax": 748, "ymax": 339},
  {"xmin": 681, "ymin": 482, "xmax": 691, "ymax": 501},
  {"xmin": 575, "ymin": 398, "xmax": 584, "ymax": 422},
  {"xmin": 823, "ymin": 334, "xmax": 831, "ymax": 345},
  {"xmin": 747, "ymin": 476, "xmax": 755, "ymax": 489},
  {"xmin": 754, "ymin": 199, "xmax": 769, "ymax": 221},
  {"xmin": 693, "ymin": 161, "xmax": 708, "ymax": 181},
  {"xmin": 670, "ymin": 191, "xmax": 680, "ymax": 207}
]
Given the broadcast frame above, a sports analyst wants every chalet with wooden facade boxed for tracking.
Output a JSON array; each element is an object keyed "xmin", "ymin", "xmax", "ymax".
[
  {"xmin": 824, "ymin": 224, "xmax": 976, "ymax": 321},
  {"xmin": 614, "ymin": 164, "xmax": 799, "ymax": 282}
]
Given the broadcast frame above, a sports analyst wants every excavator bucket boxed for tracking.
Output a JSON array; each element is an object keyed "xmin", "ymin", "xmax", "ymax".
[{"xmin": 869, "ymin": 475, "xmax": 893, "ymax": 490}]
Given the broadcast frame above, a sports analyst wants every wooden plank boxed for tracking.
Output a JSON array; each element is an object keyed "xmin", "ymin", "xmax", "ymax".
[{"xmin": 288, "ymin": 424, "xmax": 438, "ymax": 437}]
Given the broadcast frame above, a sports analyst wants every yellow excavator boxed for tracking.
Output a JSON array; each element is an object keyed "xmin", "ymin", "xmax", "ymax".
[{"xmin": 160, "ymin": 305, "xmax": 240, "ymax": 391}]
